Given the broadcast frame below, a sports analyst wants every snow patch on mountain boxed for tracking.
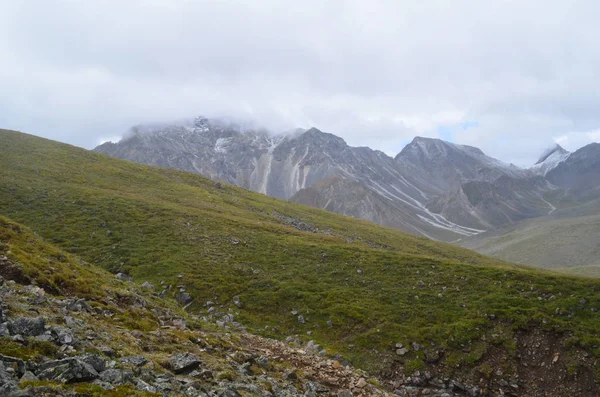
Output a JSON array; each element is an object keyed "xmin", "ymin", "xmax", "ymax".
[{"xmin": 531, "ymin": 144, "xmax": 570, "ymax": 175}]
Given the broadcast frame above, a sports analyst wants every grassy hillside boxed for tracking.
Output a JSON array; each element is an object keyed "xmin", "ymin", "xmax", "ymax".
[
  {"xmin": 461, "ymin": 201, "xmax": 600, "ymax": 269},
  {"xmin": 1, "ymin": 215, "xmax": 392, "ymax": 396},
  {"xmin": 2, "ymin": 129, "xmax": 600, "ymax": 382},
  {"xmin": 557, "ymin": 265, "xmax": 600, "ymax": 278}
]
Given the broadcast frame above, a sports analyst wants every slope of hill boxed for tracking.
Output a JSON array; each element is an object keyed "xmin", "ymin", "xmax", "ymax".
[
  {"xmin": 0, "ymin": 215, "xmax": 394, "ymax": 396},
  {"xmin": 3, "ymin": 129, "xmax": 600, "ymax": 395},
  {"xmin": 460, "ymin": 198, "xmax": 600, "ymax": 269}
]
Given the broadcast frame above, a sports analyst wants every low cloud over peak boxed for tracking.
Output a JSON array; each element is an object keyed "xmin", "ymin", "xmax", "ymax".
[{"xmin": 2, "ymin": 1, "xmax": 600, "ymax": 166}]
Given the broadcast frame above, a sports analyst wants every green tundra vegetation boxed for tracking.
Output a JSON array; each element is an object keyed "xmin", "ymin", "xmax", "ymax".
[{"xmin": 1, "ymin": 129, "xmax": 600, "ymax": 376}]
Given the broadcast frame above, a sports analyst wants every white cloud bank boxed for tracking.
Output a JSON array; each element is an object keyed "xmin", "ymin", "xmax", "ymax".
[{"xmin": 1, "ymin": 1, "xmax": 600, "ymax": 166}]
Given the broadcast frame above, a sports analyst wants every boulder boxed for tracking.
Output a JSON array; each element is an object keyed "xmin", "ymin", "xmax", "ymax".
[
  {"xmin": 50, "ymin": 326, "xmax": 74, "ymax": 345},
  {"xmin": 81, "ymin": 354, "xmax": 107, "ymax": 373},
  {"xmin": 169, "ymin": 352, "xmax": 201, "ymax": 374},
  {"xmin": 36, "ymin": 357, "xmax": 99, "ymax": 383},
  {"xmin": 99, "ymin": 368, "xmax": 134, "ymax": 385},
  {"xmin": 0, "ymin": 354, "xmax": 26, "ymax": 377},
  {"xmin": 7, "ymin": 317, "xmax": 45, "ymax": 337}
]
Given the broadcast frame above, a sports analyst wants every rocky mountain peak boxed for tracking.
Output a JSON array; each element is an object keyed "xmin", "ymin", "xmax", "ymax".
[{"xmin": 535, "ymin": 143, "xmax": 569, "ymax": 165}]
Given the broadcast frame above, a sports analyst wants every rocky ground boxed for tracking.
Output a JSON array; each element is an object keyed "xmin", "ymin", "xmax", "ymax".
[{"xmin": 0, "ymin": 253, "xmax": 465, "ymax": 397}]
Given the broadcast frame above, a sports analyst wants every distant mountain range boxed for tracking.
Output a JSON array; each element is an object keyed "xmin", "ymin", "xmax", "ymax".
[{"xmin": 95, "ymin": 116, "xmax": 600, "ymax": 244}]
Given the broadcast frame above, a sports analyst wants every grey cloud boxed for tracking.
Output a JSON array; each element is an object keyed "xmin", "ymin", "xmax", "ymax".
[{"xmin": 1, "ymin": 1, "xmax": 600, "ymax": 166}]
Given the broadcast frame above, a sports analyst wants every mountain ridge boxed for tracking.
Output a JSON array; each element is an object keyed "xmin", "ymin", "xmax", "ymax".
[{"xmin": 95, "ymin": 116, "xmax": 597, "ymax": 243}]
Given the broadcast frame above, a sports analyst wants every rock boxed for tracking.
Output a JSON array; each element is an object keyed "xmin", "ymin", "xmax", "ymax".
[
  {"xmin": 20, "ymin": 371, "xmax": 39, "ymax": 382},
  {"xmin": 0, "ymin": 362, "xmax": 18, "ymax": 396},
  {"xmin": 327, "ymin": 320, "xmax": 333, "ymax": 328},
  {"xmin": 36, "ymin": 357, "xmax": 99, "ymax": 383},
  {"xmin": 131, "ymin": 330, "xmax": 143, "ymax": 339},
  {"xmin": 140, "ymin": 281, "xmax": 155, "ymax": 290},
  {"xmin": 50, "ymin": 326, "xmax": 74, "ymax": 345},
  {"xmin": 233, "ymin": 296, "xmax": 242, "ymax": 308},
  {"xmin": 298, "ymin": 315, "xmax": 305, "ymax": 324},
  {"xmin": 396, "ymin": 348, "xmax": 409, "ymax": 356},
  {"xmin": 305, "ymin": 340, "xmax": 322, "ymax": 355},
  {"xmin": 82, "ymin": 354, "xmax": 107, "ymax": 373},
  {"xmin": 120, "ymin": 356, "xmax": 148, "ymax": 367},
  {"xmin": 172, "ymin": 318, "xmax": 187, "ymax": 330},
  {"xmin": 135, "ymin": 379, "xmax": 157, "ymax": 393},
  {"xmin": 0, "ymin": 322, "xmax": 9, "ymax": 337},
  {"xmin": 7, "ymin": 317, "xmax": 45, "ymax": 337},
  {"xmin": 170, "ymin": 352, "xmax": 202, "ymax": 374},
  {"xmin": 355, "ymin": 378, "xmax": 367, "ymax": 388},
  {"xmin": 116, "ymin": 273, "xmax": 133, "ymax": 282},
  {"xmin": 99, "ymin": 347, "xmax": 115, "ymax": 357},
  {"xmin": 338, "ymin": 390, "xmax": 353, "ymax": 397},
  {"xmin": 12, "ymin": 334, "xmax": 25, "ymax": 343},
  {"xmin": 0, "ymin": 354, "xmax": 26, "ymax": 378},
  {"xmin": 66, "ymin": 299, "xmax": 92, "ymax": 313},
  {"xmin": 64, "ymin": 316, "xmax": 78, "ymax": 329},
  {"xmin": 99, "ymin": 368, "xmax": 134, "ymax": 385},
  {"xmin": 178, "ymin": 292, "xmax": 193, "ymax": 305}
]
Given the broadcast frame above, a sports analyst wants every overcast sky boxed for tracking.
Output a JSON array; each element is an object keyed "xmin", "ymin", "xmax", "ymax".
[{"xmin": 1, "ymin": 1, "xmax": 600, "ymax": 166}]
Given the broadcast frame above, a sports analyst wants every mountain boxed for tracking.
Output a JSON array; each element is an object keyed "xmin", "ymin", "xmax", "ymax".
[
  {"xmin": 96, "ymin": 117, "xmax": 564, "ymax": 241},
  {"xmin": 546, "ymin": 143, "xmax": 600, "ymax": 198},
  {"xmin": 459, "ymin": 144, "xmax": 600, "ymax": 268},
  {"xmin": 4, "ymin": 128, "xmax": 600, "ymax": 395},
  {"xmin": 96, "ymin": 118, "xmax": 484, "ymax": 240},
  {"xmin": 531, "ymin": 144, "xmax": 571, "ymax": 176}
]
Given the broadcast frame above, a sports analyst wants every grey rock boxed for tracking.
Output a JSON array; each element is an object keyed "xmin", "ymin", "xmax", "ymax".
[
  {"xmin": 135, "ymin": 379, "xmax": 157, "ymax": 393},
  {"xmin": 178, "ymin": 292, "xmax": 193, "ymax": 305},
  {"xmin": 82, "ymin": 354, "xmax": 107, "ymax": 373},
  {"xmin": 396, "ymin": 348, "xmax": 409, "ymax": 356},
  {"xmin": 233, "ymin": 296, "xmax": 242, "ymax": 308},
  {"xmin": 0, "ymin": 354, "xmax": 26, "ymax": 378},
  {"xmin": 0, "ymin": 322, "xmax": 8, "ymax": 337},
  {"xmin": 36, "ymin": 357, "xmax": 99, "ymax": 383},
  {"xmin": 141, "ymin": 281, "xmax": 155, "ymax": 290},
  {"xmin": 298, "ymin": 315, "xmax": 305, "ymax": 324},
  {"xmin": 99, "ymin": 346, "xmax": 115, "ymax": 357},
  {"xmin": 170, "ymin": 352, "xmax": 202, "ymax": 374},
  {"xmin": 50, "ymin": 326, "xmax": 74, "ymax": 345},
  {"xmin": 337, "ymin": 390, "xmax": 353, "ymax": 397},
  {"xmin": 91, "ymin": 380, "xmax": 115, "ymax": 390},
  {"xmin": 120, "ymin": 356, "xmax": 148, "ymax": 367},
  {"xmin": 7, "ymin": 317, "xmax": 45, "ymax": 337},
  {"xmin": 66, "ymin": 299, "xmax": 92, "ymax": 313},
  {"xmin": 304, "ymin": 340, "xmax": 322, "ymax": 355},
  {"xmin": 99, "ymin": 368, "xmax": 134, "ymax": 385},
  {"xmin": 20, "ymin": 371, "xmax": 39, "ymax": 381},
  {"xmin": 11, "ymin": 335, "xmax": 24, "ymax": 343},
  {"xmin": 115, "ymin": 273, "xmax": 133, "ymax": 282}
]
